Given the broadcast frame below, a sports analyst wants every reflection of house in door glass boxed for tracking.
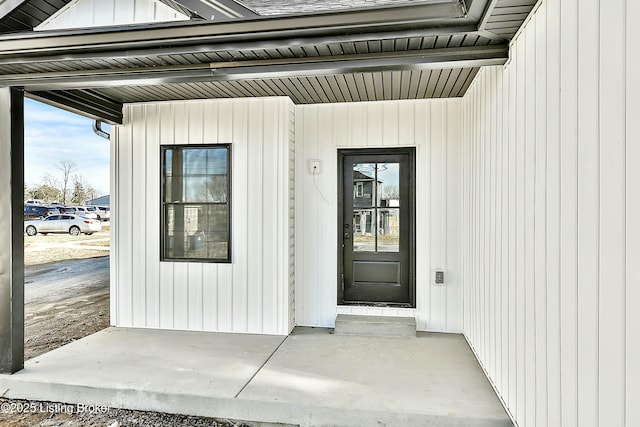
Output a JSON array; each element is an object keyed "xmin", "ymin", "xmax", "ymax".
[{"xmin": 352, "ymin": 163, "xmax": 400, "ymax": 253}]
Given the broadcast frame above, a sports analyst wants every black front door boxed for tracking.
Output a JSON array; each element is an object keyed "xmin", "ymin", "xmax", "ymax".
[{"xmin": 338, "ymin": 148, "xmax": 415, "ymax": 307}]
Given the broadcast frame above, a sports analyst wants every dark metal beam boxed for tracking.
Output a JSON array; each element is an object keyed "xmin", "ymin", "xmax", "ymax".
[
  {"xmin": 2, "ymin": 45, "xmax": 508, "ymax": 91},
  {"xmin": 207, "ymin": 56, "xmax": 506, "ymax": 82},
  {"xmin": 28, "ymin": 89, "xmax": 123, "ymax": 124},
  {"xmin": 0, "ymin": 2, "xmax": 470, "ymax": 57},
  {"xmin": 0, "ymin": 86, "xmax": 24, "ymax": 375},
  {"xmin": 0, "ymin": 24, "xmax": 483, "ymax": 67}
]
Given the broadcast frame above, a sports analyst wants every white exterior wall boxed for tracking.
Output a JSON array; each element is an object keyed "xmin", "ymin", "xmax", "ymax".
[
  {"xmin": 36, "ymin": 0, "xmax": 188, "ymax": 31},
  {"xmin": 461, "ymin": 1, "xmax": 639, "ymax": 426},
  {"xmin": 295, "ymin": 99, "xmax": 462, "ymax": 332},
  {"xmin": 111, "ymin": 97, "xmax": 295, "ymax": 336}
]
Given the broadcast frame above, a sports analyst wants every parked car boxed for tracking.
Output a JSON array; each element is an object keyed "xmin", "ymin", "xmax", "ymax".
[
  {"xmin": 24, "ymin": 214, "xmax": 102, "ymax": 236},
  {"xmin": 69, "ymin": 206, "xmax": 98, "ymax": 220},
  {"xmin": 93, "ymin": 206, "xmax": 110, "ymax": 221},
  {"xmin": 57, "ymin": 206, "xmax": 74, "ymax": 214},
  {"xmin": 83, "ymin": 206, "xmax": 100, "ymax": 219},
  {"xmin": 23, "ymin": 204, "xmax": 60, "ymax": 219}
]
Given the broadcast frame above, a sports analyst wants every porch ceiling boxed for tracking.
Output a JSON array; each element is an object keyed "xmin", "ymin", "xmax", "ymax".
[{"xmin": 0, "ymin": 0, "xmax": 539, "ymax": 124}]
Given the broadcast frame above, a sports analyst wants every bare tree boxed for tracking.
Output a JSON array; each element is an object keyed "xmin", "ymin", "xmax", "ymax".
[
  {"xmin": 70, "ymin": 174, "xmax": 88, "ymax": 205},
  {"xmin": 41, "ymin": 172, "xmax": 59, "ymax": 188},
  {"xmin": 382, "ymin": 185, "xmax": 400, "ymax": 200},
  {"xmin": 85, "ymin": 184, "xmax": 98, "ymax": 202},
  {"xmin": 56, "ymin": 160, "xmax": 77, "ymax": 204}
]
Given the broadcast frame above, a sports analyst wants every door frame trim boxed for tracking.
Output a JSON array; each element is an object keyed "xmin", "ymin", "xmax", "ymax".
[{"xmin": 337, "ymin": 147, "xmax": 416, "ymax": 308}]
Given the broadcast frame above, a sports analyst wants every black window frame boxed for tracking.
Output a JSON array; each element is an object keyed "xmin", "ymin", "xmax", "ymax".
[{"xmin": 160, "ymin": 143, "xmax": 232, "ymax": 263}]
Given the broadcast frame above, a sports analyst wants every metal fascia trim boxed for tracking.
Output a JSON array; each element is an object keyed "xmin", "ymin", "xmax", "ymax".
[
  {"xmin": 208, "ymin": 57, "xmax": 507, "ymax": 81},
  {"xmin": 3, "ymin": 45, "xmax": 508, "ymax": 90},
  {"xmin": 206, "ymin": 45, "xmax": 508, "ymax": 69},
  {"xmin": 0, "ymin": 25, "xmax": 482, "ymax": 66},
  {"xmin": 0, "ymin": 2, "xmax": 468, "ymax": 55},
  {"xmin": 4, "ymin": 66, "xmax": 214, "ymax": 87}
]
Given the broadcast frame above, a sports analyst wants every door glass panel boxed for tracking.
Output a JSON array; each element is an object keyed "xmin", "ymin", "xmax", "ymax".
[
  {"xmin": 377, "ymin": 163, "xmax": 400, "ymax": 207},
  {"xmin": 353, "ymin": 163, "xmax": 376, "ymax": 208},
  {"xmin": 353, "ymin": 209, "xmax": 375, "ymax": 252},
  {"xmin": 352, "ymin": 162, "xmax": 401, "ymax": 253},
  {"xmin": 377, "ymin": 208, "xmax": 400, "ymax": 252}
]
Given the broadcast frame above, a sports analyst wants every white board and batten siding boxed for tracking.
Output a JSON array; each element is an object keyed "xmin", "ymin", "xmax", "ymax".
[
  {"xmin": 35, "ymin": 0, "xmax": 189, "ymax": 31},
  {"xmin": 111, "ymin": 97, "xmax": 296, "ymax": 336},
  {"xmin": 461, "ymin": 0, "xmax": 639, "ymax": 426},
  {"xmin": 295, "ymin": 100, "xmax": 462, "ymax": 333}
]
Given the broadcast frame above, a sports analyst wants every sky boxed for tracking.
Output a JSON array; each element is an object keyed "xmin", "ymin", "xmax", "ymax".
[{"xmin": 24, "ymin": 98, "xmax": 111, "ymax": 197}]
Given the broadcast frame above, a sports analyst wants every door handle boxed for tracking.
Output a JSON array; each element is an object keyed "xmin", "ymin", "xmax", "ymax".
[{"xmin": 344, "ymin": 232, "xmax": 351, "ymax": 240}]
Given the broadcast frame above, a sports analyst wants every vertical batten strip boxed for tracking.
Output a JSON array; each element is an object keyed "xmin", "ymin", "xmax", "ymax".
[
  {"xmin": 576, "ymin": 1, "xmax": 600, "ymax": 425},
  {"xmin": 514, "ymin": 33, "xmax": 526, "ymax": 421},
  {"xmin": 626, "ymin": 0, "xmax": 640, "ymax": 425},
  {"xmin": 598, "ymin": 0, "xmax": 627, "ymax": 425},
  {"xmin": 217, "ymin": 102, "xmax": 233, "ymax": 331},
  {"xmin": 545, "ymin": 0, "xmax": 562, "ymax": 424},
  {"xmin": 171, "ymin": 102, "xmax": 188, "ymax": 330},
  {"xmin": 446, "ymin": 100, "xmax": 460, "ymax": 332},
  {"xmin": 534, "ymin": 4, "xmax": 549, "ymax": 424},
  {"xmin": 489, "ymin": 66, "xmax": 499, "ymax": 389},
  {"xmin": 246, "ymin": 100, "xmax": 264, "ymax": 332},
  {"xmin": 523, "ymin": 23, "xmax": 537, "ymax": 427},
  {"xmin": 235, "ymin": 100, "xmax": 249, "ymax": 331},
  {"xmin": 294, "ymin": 107, "xmax": 305, "ymax": 326},
  {"xmin": 506, "ymin": 52, "xmax": 517, "ymax": 414},
  {"xmin": 110, "ymin": 112, "xmax": 119, "ymax": 326},
  {"xmin": 429, "ymin": 101, "xmax": 444, "ymax": 330},
  {"xmin": 559, "ymin": 0, "xmax": 580, "ymax": 424},
  {"xmin": 498, "ymin": 63, "xmax": 507, "ymax": 399},
  {"xmin": 131, "ymin": 103, "xmax": 146, "ymax": 325},
  {"xmin": 118, "ymin": 105, "xmax": 133, "ymax": 326},
  {"xmin": 145, "ymin": 104, "xmax": 160, "ymax": 328},
  {"xmin": 158, "ymin": 102, "xmax": 174, "ymax": 329}
]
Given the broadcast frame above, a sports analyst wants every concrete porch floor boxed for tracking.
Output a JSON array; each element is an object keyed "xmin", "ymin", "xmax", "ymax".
[{"xmin": 0, "ymin": 327, "xmax": 512, "ymax": 427}]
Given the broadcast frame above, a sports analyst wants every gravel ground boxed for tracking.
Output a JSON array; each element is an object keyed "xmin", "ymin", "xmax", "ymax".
[
  {"xmin": 1, "ymin": 232, "xmax": 261, "ymax": 427},
  {"xmin": 0, "ymin": 398, "xmax": 249, "ymax": 427},
  {"xmin": 23, "ymin": 257, "xmax": 110, "ymax": 360}
]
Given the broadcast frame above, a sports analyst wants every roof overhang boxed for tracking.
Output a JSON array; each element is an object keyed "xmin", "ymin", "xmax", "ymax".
[
  {"xmin": 0, "ymin": 0, "xmax": 537, "ymax": 124},
  {"xmin": 0, "ymin": 1, "xmax": 472, "ymax": 55}
]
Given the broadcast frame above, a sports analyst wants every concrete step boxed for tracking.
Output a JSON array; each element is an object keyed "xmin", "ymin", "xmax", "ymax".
[{"xmin": 334, "ymin": 314, "xmax": 416, "ymax": 338}]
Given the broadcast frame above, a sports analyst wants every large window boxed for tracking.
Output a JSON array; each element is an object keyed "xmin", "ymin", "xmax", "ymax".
[{"xmin": 161, "ymin": 144, "xmax": 231, "ymax": 263}]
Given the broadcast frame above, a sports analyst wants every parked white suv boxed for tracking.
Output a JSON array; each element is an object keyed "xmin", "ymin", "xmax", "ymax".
[
  {"xmin": 94, "ymin": 206, "xmax": 110, "ymax": 221},
  {"xmin": 72, "ymin": 206, "xmax": 98, "ymax": 220}
]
